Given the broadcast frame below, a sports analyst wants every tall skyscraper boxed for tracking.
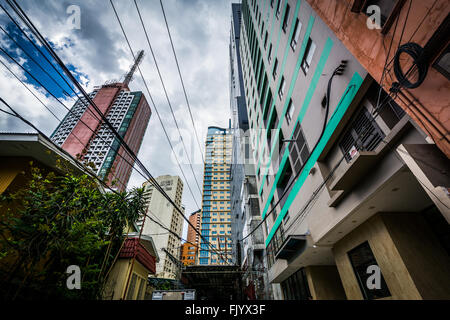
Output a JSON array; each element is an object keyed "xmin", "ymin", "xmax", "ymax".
[
  {"xmin": 229, "ymin": 3, "xmax": 269, "ymax": 299},
  {"xmin": 239, "ymin": 0, "xmax": 450, "ymax": 300},
  {"xmin": 180, "ymin": 210, "xmax": 201, "ymax": 266},
  {"xmin": 50, "ymin": 51, "xmax": 151, "ymax": 191},
  {"xmin": 187, "ymin": 209, "xmax": 201, "ymax": 244},
  {"xmin": 139, "ymin": 175, "xmax": 184, "ymax": 280},
  {"xmin": 198, "ymin": 126, "xmax": 233, "ymax": 265}
]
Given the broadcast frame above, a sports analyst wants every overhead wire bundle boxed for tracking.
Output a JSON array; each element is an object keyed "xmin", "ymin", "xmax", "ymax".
[{"xmin": 0, "ymin": 0, "xmax": 232, "ymax": 268}]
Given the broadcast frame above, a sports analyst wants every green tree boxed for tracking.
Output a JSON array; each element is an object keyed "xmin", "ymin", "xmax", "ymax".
[{"xmin": 0, "ymin": 159, "xmax": 148, "ymax": 300}]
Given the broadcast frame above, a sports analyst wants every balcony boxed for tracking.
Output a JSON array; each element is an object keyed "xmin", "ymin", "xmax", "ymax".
[
  {"xmin": 274, "ymin": 235, "xmax": 307, "ymax": 261},
  {"xmin": 329, "ymin": 116, "xmax": 411, "ymax": 193},
  {"xmin": 248, "ymin": 197, "xmax": 260, "ymax": 217}
]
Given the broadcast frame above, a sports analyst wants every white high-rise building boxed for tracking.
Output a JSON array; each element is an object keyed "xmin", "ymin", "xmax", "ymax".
[{"xmin": 138, "ymin": 175, "xmax": 184, "ymax": 280}]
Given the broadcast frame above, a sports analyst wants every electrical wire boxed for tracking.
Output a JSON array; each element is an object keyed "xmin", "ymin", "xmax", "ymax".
[
  {"xmin": 0, "ymin": 25, "xmax": 71, "ymax": 98},
  {"xmin": 108, "ymin": 0, "xmax": 202, "ymax": 209},
  {"xmin": 0, "ymin": 57, "xmax": 61, "ymax": 122},
  {"xmin": 156, "ymin": 0, "xmax": 206, "ymax": 165},
  {"xmin": 4, "ymin": 0, "xmax": 230, "ymax": 265},
  {"xmin": 0, "ymin": 46, "xmax": 145, "ymax": 191},
  {"xmin": 107, "ymin": 0, "xmax": 232, "ymax": 264},
  {"xmin": 239, "ymin": 74, "xmax": 356, "ymax": 242},
  {"xmin": 0, "ymin": 97, "xmax": 219, "ymax": 287},
  {"xmin": 0, "ymin": 97, "xmax": 130, "ymax": 193},
  {"xmin": 112, "ymin": 0, "xmax": 204, "ymax": 197},
  {"xmin": 0, "ymin": 2, "xmax": 155, "ymax": 188},
  {"xmin": 0, "ymin": 3, "xmax": 76, "ymax": 97}
]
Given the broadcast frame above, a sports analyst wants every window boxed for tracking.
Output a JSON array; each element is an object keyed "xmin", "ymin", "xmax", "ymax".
[
  {"xmin": 433, "ymin": 43, "xmax": 450, "ymax": 80},
  {"xmin": 339, "ymin": 107, "xmax": 385, "ymax": 162},
  {"xmin": 289, "ymin": 122, "xmax": 309, "ymax": 175},
  {"xmin": 270, "ymin": 198, "xmax": 277, "ymax": 222},
  {"xmin": 264, "ymin": 31, "xmax": 269, "ymax": 49},
  {"xmin": 301, "ymin": 38, "xmax": 316, "ymax": 74},
  {"xmin": 278, "ymin": 129, "xmax": 284, "ymax": 154},
  {"xmin": 268, "ymin": 43, "xmax": 273, "ymax": 63},
  {"xmin": 348, "ymin": 242, "xmax": 391, "ymax": 300},
  {"xmin": 275, "ymin": 0, "xmax": 282, "ymax": 19},
  {"xmin": 126, "ymin": 274, "xmax": 138, "ymax": 300},
  {"xmin": 276, "ymin": 159, "xmax": 292, "ymax": 209},
  {"xmin": 282, "ymin": 4, "xmax": 290, "ymax": 32},
  {"xmin": 291, "ymin": 19, "xmax": 302, "ymax": 50},
  {"xmin": 286, "ymin": 99, "xmax": 295, "ymax": 124},
  {"xmin": 366, "ymin": 81, "xmax": 405, "ymax": 129},
  {"xmin": 278, "ymin": 76, "xmax": 285, "ymax": 99},
  {"xmin": 267, "ymin": 109, "xmax": 278, "ymax": 146},
  {"xmin": 263, "ymin": 89, "xmax": 273, "ymax": 120},
  {"xmin": 281, "ymin": 267, "xmax": 311, "ymax": 300},
  {"xmin": 273, "ymin": 58, "xmax": 278, "ymax": 79}
]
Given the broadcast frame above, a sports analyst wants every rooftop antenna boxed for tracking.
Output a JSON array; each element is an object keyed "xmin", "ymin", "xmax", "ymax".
[{"xmin": 123, "ymin": 50, "xmax": 144, "ymax": 86}]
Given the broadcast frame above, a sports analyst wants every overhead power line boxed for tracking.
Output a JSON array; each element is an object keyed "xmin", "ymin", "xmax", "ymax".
[
  {"xmin": 0, "ymin": 45, "xmax": 145, "ymax": 191},
  {"xmin": 109, "ymin": 0, "xmax": 202, "ymax": 209},
  {"xmin": 0, "ymin": 2, "xmax": 153, "ymax": 186},
  {"xmin": 5, "ymin": 0, "xmax": 229, "ymax": 265},
  {"xmin": 0, "ymin": 97, "xmax": 130, "ymax": 192},
  {"xmin": 120, "ymin": 0, "xmax": 204, "ymax": 197},
  {"xmin": 155, "ymin": 0, "xmax": 205, "ymax": 165}
]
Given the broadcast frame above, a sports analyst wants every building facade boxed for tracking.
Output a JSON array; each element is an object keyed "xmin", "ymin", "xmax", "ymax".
[
  {"xmin": 240, "ymin": 0, "xmax": 450, "ymax": 300},
  {"xmin": 181, "ymin": 210, "xmax": 201, "ymax": 266},
  {"xmin": 198, "ymin": 127, "xmax": 233, "ymax": 265},
  {"xmin": 230, "ymin": 3, "xmax": 272, "ymax": 299},
  {"xmin": 138, "ymin": 175, "xmax": 185, "ymax": 280},
  {"xmin": 50, "ymin": 82, "xmax": 151, "ymax": 192},
  {"xmin": 305, "ymin": 0, "xmax": 450, "ymax": 159}
]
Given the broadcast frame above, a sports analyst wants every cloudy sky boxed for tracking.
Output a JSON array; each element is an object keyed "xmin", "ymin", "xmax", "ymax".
[{"xmin": 0, "ymin": 0, "xmax": 235, "ymax": 239}]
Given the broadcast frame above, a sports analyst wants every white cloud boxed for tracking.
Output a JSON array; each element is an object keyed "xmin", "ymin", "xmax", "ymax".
[{"xmin": 0, "ymin": 0, "xmax": 235, "ymax": 240}]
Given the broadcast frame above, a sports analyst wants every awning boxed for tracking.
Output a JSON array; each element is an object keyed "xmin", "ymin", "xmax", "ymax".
[
  {"xmin": 275, "ymin": 235, "xmax": 308, "ymax": 261},
  {"xmin": 119, "ymin": 238, "xmax": 157, "ymax": 274}
]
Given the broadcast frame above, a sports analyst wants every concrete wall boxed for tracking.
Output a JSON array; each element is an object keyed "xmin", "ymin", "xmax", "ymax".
[
  {"xmin": 305, "ymin": 265, "xmax": 346, "ymax": 300},
  {"xmin": 142, "ymin": 175, "xmax": 184, "ymax": 279},
  {"xmin": 306, "ymin": 0, "xmax": 450, "ymax": 158},
  {"xmin": 382, "ymin": 212, "xmax": 450, "ymax": 299},
  {"xmin": 333, "ymin": 212, "xmax": 450, "ymax": 300},
  {"xmin": 103, "ymin": 259, "xmax": 149, "ymax": 300}
]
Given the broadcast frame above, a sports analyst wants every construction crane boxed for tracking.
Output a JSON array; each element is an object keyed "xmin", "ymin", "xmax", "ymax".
[{"xmin": 123, "ymin": 50, "xmax": 145, "ymax": 86}]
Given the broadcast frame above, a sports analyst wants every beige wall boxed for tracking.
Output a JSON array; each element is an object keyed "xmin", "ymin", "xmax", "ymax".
[
  {"xmin": 142, "ymin": 175, "xmax": 184, "ymax": 279},
  {"xmin": 103, "ymin": 259, "xmax": 149, "ymax": 300},
  {"xmin": 305, "ymin": 266, "xmax": 346, "ymax": 300},
  {"xmin": 333, "ymin": 213, "xmax": 450, "ymax": 300},
  {"xmin": 382, "ymin": 213, "xmax": 450, "ymax": 299}
]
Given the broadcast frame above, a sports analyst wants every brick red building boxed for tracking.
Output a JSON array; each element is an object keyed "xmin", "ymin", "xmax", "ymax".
[
  {"xmin": 181, "ymin": 210, "xmax": 201, "ymax": 266},
  {"xmin": 51, "ymin": 82, "xmax": 151, "ymax": 191}
]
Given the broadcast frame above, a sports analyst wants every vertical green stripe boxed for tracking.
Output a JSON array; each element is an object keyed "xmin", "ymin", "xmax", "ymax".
[
  {"xmin": 256, "ymin": 2, "xmax": 304, "ymax": 192},
  {"xmin": 265, "ymin": 72, "xmax": 364, "ymax": 246},
  {"xmin": 262, "ymin": 32, "xmax": 333, "ymax": 217},
  {"xmin": 258, "ymin": 13, "xmax": 314, "ymax": 195}
]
